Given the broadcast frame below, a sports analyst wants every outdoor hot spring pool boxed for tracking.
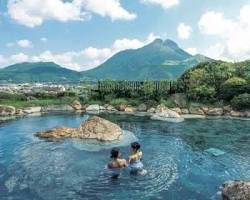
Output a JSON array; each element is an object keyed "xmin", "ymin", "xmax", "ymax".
[{"xmin": 0, "ymin": 113, "xmax": 250, "ymax": 200}]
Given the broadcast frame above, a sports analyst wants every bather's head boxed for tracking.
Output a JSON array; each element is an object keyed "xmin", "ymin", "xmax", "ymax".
[
  {"xmin": 131, "ymin": 142, "xmax": 140, "ymax": 153},
  {"xmin": 110, "ymin": 147, "xmax": 121, "ymax": 159}
]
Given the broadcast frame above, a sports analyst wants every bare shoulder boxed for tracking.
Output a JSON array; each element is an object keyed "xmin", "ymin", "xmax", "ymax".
[
  {"xmin": 137, "ymin": 151, "xmax": 143, "ymax": 159},
  {"xmin": 118, "ymin": 158, "xmax": 126, "ymax": 164},
  {"xmin": 118, "ymin": 159, "xmax": 127, "ymax": 167}
]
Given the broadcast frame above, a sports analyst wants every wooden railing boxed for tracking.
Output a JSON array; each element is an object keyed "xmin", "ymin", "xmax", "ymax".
[{"xmin": 94, "ymin": 80, "xmax": 185, "ymax": 94}]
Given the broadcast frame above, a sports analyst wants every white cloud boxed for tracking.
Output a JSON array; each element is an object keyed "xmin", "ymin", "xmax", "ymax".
[
  {"xmin": 7, "ymin": 0, "xmax": 136, "ymax": 27},
  {"xmin": 140, "ymin": 0, "xmax": 179, "ymax": 9},
  {"xmin": 199, "ymin": 4, "xmax": 250, "ymax": 61},
  {"xmin": 199, "ymin": 11, "xmax": 235, "ymax": 35},
  {"xmin": 185, "ymin": 47, "xmax": 197, "ymax": 55},
  {"xmin": 10, "ymin": 53, "xmax": 29, "ymax": 62},
  {"xmin": 0, "ymin": 55, "xmax": 7, "ymax": 66},
  {"xmin": 17, "ymin": 39, "xmax": 33, "ymax": 48},
  {"xmin": 204, "ymin": 43, "xmax": 225, "ymax": 60},
  {"xmin": 83, "ymin": 47, "xmax": 112, "ymax": 60},
  {"xmin": 0, "ymin": 53, "xmax": 29, "ymax": 68},
  {"xmin": 0, "ymin": 33, "xmax": 158, "ymax": 71},
  {"xmin": 6, "ymin": 39, "xmax": 33, "ymax": 48},
  {"xmin": 82, "ymin": 0, "xmax": 136, "ymax": 21},
  {"xmin": 32, "ymin": 51, "xmax": 82, "ymax": 70},
  {"xmin": 177, "ymin": 23, "xmax": 192, "ymax": 40},
  {"xmin": 40, "ymin": 37, "xmax": 48, "ymax": 43}
]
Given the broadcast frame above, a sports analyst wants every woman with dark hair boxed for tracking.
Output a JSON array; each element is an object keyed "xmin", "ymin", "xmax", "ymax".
[
  {"xmin": 128, "ymin": 142, "xmax": 147, "ymax": 175},
  {"xmin": 106, "ymin": 147, "xmax": 127, "ymax": 178}
]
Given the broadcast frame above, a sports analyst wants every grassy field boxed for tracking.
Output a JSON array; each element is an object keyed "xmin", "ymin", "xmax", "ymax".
[{"xmin": 0, "ymin": 97, "xmax": 77, "ymax": 108}]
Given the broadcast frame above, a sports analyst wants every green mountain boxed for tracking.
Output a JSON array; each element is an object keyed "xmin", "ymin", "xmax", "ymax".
[
  {"xmin": 0, "ymin": 62, "xmax": 81, "ymax": 83},
  {"xmin": 82, "ymin": 39, "xmax": 212, "ymax": 80},
  {"xmin": 0, "ymin": 39, "xmax": 212, "ymax": 83}
]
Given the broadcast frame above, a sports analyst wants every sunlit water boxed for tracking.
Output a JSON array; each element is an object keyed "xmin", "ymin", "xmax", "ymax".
[{"xmin": 0, "ymin": 112, "xmax": 250, "ymax": 200}]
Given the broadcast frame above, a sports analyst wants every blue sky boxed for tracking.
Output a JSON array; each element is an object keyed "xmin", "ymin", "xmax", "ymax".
[{"xmin": 0, "ymin": 0, "xmax": 250, "ymax": 71}]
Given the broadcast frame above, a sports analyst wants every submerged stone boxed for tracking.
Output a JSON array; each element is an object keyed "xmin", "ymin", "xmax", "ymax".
[
  {"xmin": 5, "ymin": 176, "xmax": 18, "ymax": 193},
  {"xmin": 151, "ymin": 115, "xmax": 184, "ymax": 123},
  {"xmin": 181, "ymin": 114, "xmax": 206, "ymax": 119},
  {"xmin": 205, "ymin": 148, "xmax": 225, "ymax": 156}
]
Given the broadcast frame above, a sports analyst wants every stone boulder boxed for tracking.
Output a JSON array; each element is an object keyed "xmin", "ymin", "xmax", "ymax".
[
  {"xmin": 189, "ymin": 107, "xmax": 205, "ymax": 115},
  {"xmin": 171, "ymin": 107, "xmax": 182, "ymax": 114},
  {"xmin": 16, "ymin": 109, "xmax": 25, "ymax": 115},
  {"xmin": 71, "ymin": 100, "xmax": 82, "ymax": 110},
  {"xmin": 207, "ymin": 108, "xmax": 223, "ymax": 116},
  {"xmin": 220, "ymin": 181, "xmax": 250, "ymax": 200},
  {"xmin": 223, "ymin": 105, "xmax": 233, "ymax": 114},
  {"xmin": 155, "ymin": 104, "xmax": 167, "ymax": 113},
  {"xmin": 230, "ymin": 111, "xmax": 246, "ymax": 118},
  {"xmin": 99, "ymin": 105, "xmax": 106, "ymax": 111},
  {"xmin": 85, "ymin": 104, "xmax": 105, "ymax": 113},
  {"xmin": 245, "ymin": 111, "xmax": 250, "ymax": 118},
  {"xmin": 35, "ymin": 127, "xmax": 77, "ymax": 139},
  {"xmin": 116, "ymin": 104, "xmax": 127, "ymax": 111},
  {"xmin": 181, "ymin": 108, "xmax": 189, "ymax": 114},
  {"xmin": 151, "ymin": 105, "xmax": 184, "ymax": 122},
  {"xmin": 201, "ymin": 107, "xmax": 209, "ymax": 114},
  {"xmin": 35, "ymin": 116, "xmax": 122, "ymax": 141},
  {"xmin": 106, "ymin": 105, "xmax": 118, "ymax": 112},
  {"xmin": 147, "ymin": 107, "xmax": 156, "ymax": 113},
  {"xmin": 78, "ymin": 116, "xmax": 122, "ymax": 141},
  {"xmin": 124, "ymin": 106, "xmax": 137, "ymax": 113},
  {"xmin": 23, "ymin": 107, "xmax": 42, "ymax": 114},
  {"xmin": 0, "ymin": 105, "xmax": 16, "ymax": 116},
  {"xmin": 137, "ymin": 103, "xmax": 147, "ymax": 112}
]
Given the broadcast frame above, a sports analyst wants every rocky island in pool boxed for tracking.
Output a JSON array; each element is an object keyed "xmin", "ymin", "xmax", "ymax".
[{"xmin": 35, "ymin": 116, "xmax": 123, "ymax": 141}]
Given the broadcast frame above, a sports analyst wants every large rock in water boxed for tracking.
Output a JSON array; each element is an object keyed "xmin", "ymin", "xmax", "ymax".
[
  {"xmin": 0, "ymin": 105, "xmax": 16, "ymax": 116},
  {"xmin": 207, "ymin": 108, "xmax": 223, "ymax": 116},
  {"xmin": 71, "ymin": 100, "xmax": 82, "ymax": 110},
  {"xmin": 23, "ymin": 107, "xmax": 41, "ymax": 114},
  {"xmin": 151, "ymin": 105, "xmax": 184, "ymax": 122},
  {"xmin": 85, "ymin": 104, "xmax": 105, "ymax": 113},
  {"xmin": 220, "ymin": 181, "xmax": 250, "ymax": 200},
  {"xmin": 35, "ymin": 116, "xmax": 122, "ymax": 141}
]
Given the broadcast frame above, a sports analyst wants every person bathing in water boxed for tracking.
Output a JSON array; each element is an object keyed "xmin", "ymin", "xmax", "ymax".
[
  {"xmin": 107, "ymin": 147, "xmax": 127, "ymax": 178},
  {"xmin": 106, "ymin": 142, "xmax": 146, "ymax": 178},
  {"xmin": 128, "ymin": 142, "xmax": 147, "ymax": 175}
]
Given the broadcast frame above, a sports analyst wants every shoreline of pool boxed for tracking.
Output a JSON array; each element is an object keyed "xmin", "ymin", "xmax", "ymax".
[{"xmin": 1, "ymin": 105, "xmax": 250, "ymax": 122}]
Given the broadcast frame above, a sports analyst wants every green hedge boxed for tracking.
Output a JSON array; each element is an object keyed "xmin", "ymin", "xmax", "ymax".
[
  {"xmin": 231, "ymin": 93, "xmax": 250, "ymax": 110},
  {"xmin": 220, "ymin": 77, "xmax": 247, "ymax": 100},
  {"xmin": 0, "ymin": 92, "xmax": 26, "ymax": 101}
]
